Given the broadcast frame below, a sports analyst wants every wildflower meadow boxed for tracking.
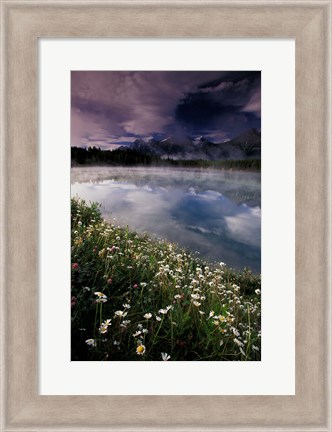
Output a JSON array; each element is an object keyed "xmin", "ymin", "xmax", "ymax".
[{"xmin": 71, "ymin": 197, "xmax": 261, "ymax": 361}]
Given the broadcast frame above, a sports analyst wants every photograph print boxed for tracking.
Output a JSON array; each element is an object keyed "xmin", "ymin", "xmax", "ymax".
[{"xmin": 71, "ymin": 71, "xmax": 261, "ymax": 361}]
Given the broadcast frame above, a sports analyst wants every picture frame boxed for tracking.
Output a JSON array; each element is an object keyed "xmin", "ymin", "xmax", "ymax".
[{"xmin": 0, "ymin": 0, "xmax": 330, "ymax": 430}]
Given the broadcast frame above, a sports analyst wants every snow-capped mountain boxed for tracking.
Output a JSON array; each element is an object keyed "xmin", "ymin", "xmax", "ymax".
[{"xmin": 118, "ymin": 129, "xmax": 261, "ymax": 161}]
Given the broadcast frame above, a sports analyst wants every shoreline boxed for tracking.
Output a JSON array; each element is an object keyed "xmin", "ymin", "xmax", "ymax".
[
  {"xmin": 71, "ymin": 197, "xmax": 261, "ymax": 361},
  {"xmin": 71, "ymin": 162, "xmax": 261, "ymax": 173}
]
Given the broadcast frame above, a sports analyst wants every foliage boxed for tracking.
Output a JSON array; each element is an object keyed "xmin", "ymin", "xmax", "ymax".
[
  {"xmin": 71, "ymin": 146, "xmax": 260, "ymax": 170},
  {"xmin": 71, "ymin": 198, "xmax": 261, "ymax": 361}
]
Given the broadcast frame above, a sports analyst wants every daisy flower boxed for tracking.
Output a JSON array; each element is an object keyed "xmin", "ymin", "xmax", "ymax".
[
  {"xmin": 143, "ymin": 313, "xmax": 152, "ymax": 319},
  {"xmin": 132, "ymin": 330, "xmax": 141, "ymax": 337},
  {"xmin": 136, "ymin": 344, "xmax": 146, "ymax": 356},
  {"xmin": 102, "ymin": 319, "xmax": 112, "ymax": 327},
  {"xmin": 85, "ymin": 339, "xmax": 96, "ymax": 347},
  {"xmin": 158, "ymin": 308, "xmax": 168, "ymax": 315},
  {"xmin": 120, "ymin": 320, "xmax": 131, "ymax": 328},
  {"xmin": 94, "ymin": 292, "xmax": 107, "ymax": 303},
  {"xmin": 114, "ymin": 310, "xmax": 128, "ymax": 318},
  {"xmin": 234, "ymin": 338, "xmax": 244, "ymax": 348},
  {"xmin": 161, "ymin": 352, "xmax": 171, "ymax": 361},
  {"xmin": 232, "ymin": 327, "xmax": 240, "ymax": 337},
  {"xmin": 99, "ymin": 325, "xmax": 108, "ymax": 334}
]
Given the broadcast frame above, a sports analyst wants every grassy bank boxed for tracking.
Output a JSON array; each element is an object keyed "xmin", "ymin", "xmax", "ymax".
[{"xmin": 71, "ymin": 198, "xmax": 261, "ymax": 361}]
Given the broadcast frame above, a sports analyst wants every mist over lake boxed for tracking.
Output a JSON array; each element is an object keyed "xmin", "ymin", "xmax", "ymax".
[{"xmin": 71, "ymin": 166, "xmax": 261, "ymax": 273}]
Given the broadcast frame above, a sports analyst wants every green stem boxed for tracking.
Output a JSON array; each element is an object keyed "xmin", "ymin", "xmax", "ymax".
[
  {"xmin": 94, "ymin": 303, "xmax": 98, "ymax": 339},
  {"xmin": 152, "ymin": 316, "xmax": 164, "ymax": 346}
]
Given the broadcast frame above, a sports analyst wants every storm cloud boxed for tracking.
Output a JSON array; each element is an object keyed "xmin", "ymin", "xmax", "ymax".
[{"xmin": 71, "ymin": 71, "xmax": 261, "ymax": 148}]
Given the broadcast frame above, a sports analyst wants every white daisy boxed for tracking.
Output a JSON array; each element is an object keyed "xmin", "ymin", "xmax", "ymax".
[
  {"xmin": 132, "ymin": 330, "xmax": 141, "ymax": 337},
  {"xmin": 99, "ymin": 325, "xmax": 108, "ymax": 334},
  {"xmin": 234, "ymin": 338, "xmax": 244, "ymax": 348},
  {"xmin": 94, "ymin": 292, "xmax": 107, "ymax": 303},
  {"xmin": 120, "ymin": 319, "xmax": 131, "ymax": 328},
  {"xmin": 159, "ymin": 308, "xmax": 168, "ymax": 315},
  {"xmin": 161, "ymin": 352, "xmax": 171, "ymax": 361},
  {"xmin": 136, "ymin": 344, "xmax": 146, "ymax": 355},
  {"xmin": 232, "ymin": 327, "xmax": 240, "ymax": 337},
  {"xmin": 85, "ymin": 339, "xmax": 96, "ymax": 347},
  {"xmin": 102, "ymin": 319, "xmax": 112, "ymax": 327},
  {"xmin": 114, "ymin": 310, "xmax": 128, "ymax": 318}
]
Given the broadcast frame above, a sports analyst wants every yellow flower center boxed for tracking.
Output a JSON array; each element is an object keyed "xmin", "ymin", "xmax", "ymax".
[{"xmin": 137, "ymin": 346, "xmax": 144, "ymax": 353}]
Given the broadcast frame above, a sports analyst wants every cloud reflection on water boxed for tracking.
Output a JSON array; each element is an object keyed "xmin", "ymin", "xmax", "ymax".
[{"xmin": 71, "ymin": 167, "xmax": 261, "ymax": 272}]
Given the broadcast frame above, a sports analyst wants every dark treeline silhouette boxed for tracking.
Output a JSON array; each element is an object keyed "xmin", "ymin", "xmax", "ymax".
[
  {"xmin": 71, "ymin": 146, "xmax": 260, "ymax": 170},
  {"xmin": 71, "ymin": 146, "xmax": 159, "ymax": 165}
]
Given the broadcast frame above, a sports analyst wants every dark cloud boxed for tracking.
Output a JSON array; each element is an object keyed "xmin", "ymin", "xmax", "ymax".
[
  {"xmin": 71, "ymin": 71, "xmax": 260, "ymax": 148},
  {"xmin": 175, "ymin": 72, "xmax": 261, "ymax": 137}
]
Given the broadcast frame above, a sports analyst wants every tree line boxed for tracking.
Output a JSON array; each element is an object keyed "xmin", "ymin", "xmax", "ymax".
[{"xmin": 71, "ymin": 146, "xmax": 260, "ymax": 170}]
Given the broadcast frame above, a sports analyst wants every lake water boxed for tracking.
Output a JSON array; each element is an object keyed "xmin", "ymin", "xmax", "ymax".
[{"xmin": 71, "ymin": 166, "xmax": 261, "ymax": 273}]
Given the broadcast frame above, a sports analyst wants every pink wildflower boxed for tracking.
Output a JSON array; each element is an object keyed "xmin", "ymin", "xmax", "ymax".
[{"xmin": 71, "ymin": 296, "xmax": 77, "ymax": 307}]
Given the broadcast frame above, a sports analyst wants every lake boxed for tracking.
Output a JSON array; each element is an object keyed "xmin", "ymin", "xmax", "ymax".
[{"xmin": 71, "ymin": 166, "xmax": 261, "ymax": 273}]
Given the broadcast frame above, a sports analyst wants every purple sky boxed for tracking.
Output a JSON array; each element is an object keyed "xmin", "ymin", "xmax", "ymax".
[{"xmin": 71, "ymin": 71, "xmax": 261, "ymax": 149}]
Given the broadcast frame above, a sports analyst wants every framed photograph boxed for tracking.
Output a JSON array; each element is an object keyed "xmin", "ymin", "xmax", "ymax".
[
  {"xmin": 70, "ymin": 69, "xmax": 263, "ymax": 362},
  {"xmin": 1, "ymin": 1, "xmax": 331, "ymax": 430}
]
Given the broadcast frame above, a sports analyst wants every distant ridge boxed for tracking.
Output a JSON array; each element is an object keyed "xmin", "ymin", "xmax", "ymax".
[{"xmin": 118, "ymin": 128, "xmax": 261, "ymax": 161}]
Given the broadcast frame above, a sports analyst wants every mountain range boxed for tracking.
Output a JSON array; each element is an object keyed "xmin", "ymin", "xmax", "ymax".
[{"xmin": 118, "ymin": 128, "xmax": 261, "ymax": 161}]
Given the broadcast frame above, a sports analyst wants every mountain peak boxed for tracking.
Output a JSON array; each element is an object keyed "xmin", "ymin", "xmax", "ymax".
[{"xmin": 123, "ymin": 128, "xmax": 260, "ymax": 160}]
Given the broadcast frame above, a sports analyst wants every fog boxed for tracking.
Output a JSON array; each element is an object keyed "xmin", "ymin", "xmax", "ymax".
[{"xmin": 71, "ymin": 166, "xmax": 261, "ymax": 272}]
